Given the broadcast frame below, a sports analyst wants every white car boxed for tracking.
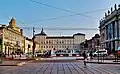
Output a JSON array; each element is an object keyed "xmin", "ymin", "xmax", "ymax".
[
  {"xmin": 35, "ymin": 52, "xmax": 44, "ymax": 57},
  {"xmin": 93, "ymin": 49, "xmax": 108, "ymax": 57}
]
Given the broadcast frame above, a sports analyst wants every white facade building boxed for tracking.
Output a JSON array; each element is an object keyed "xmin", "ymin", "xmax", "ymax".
[
  {"xmin": 24, "ymin": 37, "xmax": 40, "ymax": 53},
  {"xmin": 99, "ymin": 4, "xmax": 120, "ymax": 53},
  {"xmin": 34, "ymin": 28, "xmax": 85, "ymax": 50}
]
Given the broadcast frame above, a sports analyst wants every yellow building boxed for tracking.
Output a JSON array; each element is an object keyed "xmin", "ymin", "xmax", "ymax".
[{"xmin": 0, "ymin": 17, "xmax": 24, "ymax": 56}]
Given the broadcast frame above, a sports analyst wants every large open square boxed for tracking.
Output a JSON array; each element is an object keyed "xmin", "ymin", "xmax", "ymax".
[{"xmin": 0, "ymin": 0, "xmax": 120, "ymax": 74}]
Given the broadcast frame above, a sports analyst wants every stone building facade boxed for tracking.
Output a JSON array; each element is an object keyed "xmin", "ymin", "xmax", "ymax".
[
  {"xmin": 0, "ymin": 17, "xmax": 24, "ymax": 55},
  {"xmin": 34, "ymin": 28, "xmax": 85, "ymax": 51},
  {"xmin": 80, "ymin": 34, "xmax": 100, "ymax": 51},
  {"xmin": 99, "ymin": 4, "xmax": 120, "ymax": 53}
]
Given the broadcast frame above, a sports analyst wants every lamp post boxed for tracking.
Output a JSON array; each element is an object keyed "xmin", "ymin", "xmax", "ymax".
[{"xmin": 32, "ymin": 27, "xmax": 35, "ymax": 57}]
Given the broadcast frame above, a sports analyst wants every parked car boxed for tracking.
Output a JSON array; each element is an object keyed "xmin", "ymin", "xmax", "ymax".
[
  {"xmin": 43, "ymin": 50, "xmax": 51, "ymax": 57},
  {"xmin": 93, "ymin": 49, "xmax": 108, "ymax": 57},
  {"xmin": 35, "ymin": 52, "xmax": 44, "ymax": 57}
]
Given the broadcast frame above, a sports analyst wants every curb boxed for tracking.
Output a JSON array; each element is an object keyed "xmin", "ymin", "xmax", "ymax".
[
  {"xmin": 0, "ymin": 64, "xmax": 17, "ymax": 66},
  {"xmin": 0, "ymin": 62, "xmax": 26, "ymax": 66},
  {"xmin": 86, "ymin": 61, "xmax": 120, "ymax": 64},
  {"xmin": 76, "ymin": 58, "xmax": 84, "ymax": 60},
  {"xmin": 17, "ymin": 60, "xmax": 34, "ymax": 66}
]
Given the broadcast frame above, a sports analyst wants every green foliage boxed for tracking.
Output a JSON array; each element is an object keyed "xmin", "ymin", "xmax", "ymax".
[
  {"xmin": 0, "ymin": 39, "xmax": 2, "ymax": 45},
  {"xmin": 0, "ymin": 39, "xmax": 2, "ymax": 52}
]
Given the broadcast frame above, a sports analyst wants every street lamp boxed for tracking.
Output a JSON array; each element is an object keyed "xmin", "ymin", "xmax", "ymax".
[{"xmin": 32, "ymin": 27, "xmax": 35, "ymax": 57}]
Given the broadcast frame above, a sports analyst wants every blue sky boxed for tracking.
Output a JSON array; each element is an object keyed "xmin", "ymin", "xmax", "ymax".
[{"xmin": 0, "ymin": 0, "xmax": 120, "ymax": 39}]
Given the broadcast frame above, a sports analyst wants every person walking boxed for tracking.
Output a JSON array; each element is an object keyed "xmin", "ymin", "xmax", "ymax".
[
  {"xmin": 89, "ymin": 51, "xmax": 93, "ymax": 59},
  {"xmin": 82, "ymin": 51, "xmax": 87, "ymax": 66}
]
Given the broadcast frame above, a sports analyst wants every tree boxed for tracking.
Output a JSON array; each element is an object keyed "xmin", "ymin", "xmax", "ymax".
[{"xmin": 0, "ymin": 39, "xmax": 2, "ymax": 52}]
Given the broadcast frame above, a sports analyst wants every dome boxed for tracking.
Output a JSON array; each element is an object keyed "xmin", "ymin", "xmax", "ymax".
[
  {"xmin": 94, "ymin": 34, "xmax": 100, "ymax": 38},
  {"xmin": 9, "ymin": 17, "xmax": 16, "ymax": 27},
  {"xmin": 35, "ymin": 28, "xmax": 47, "ymax": 36},
  {"xmin": 73, "ymin": 33, "xmax": 85, "ymax": 36}
]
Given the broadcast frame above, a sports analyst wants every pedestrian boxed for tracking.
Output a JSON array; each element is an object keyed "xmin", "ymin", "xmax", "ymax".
[
  {"xmin": 83, "ymin": 51, "xmax": 87, "ymax": 60},
  {"xmin": 0, "ymin": 52, "xmax": 4, "ymax": 63},
  {"xmin": 89, "ymin": 51, "xmax": 93, "ymax": 59},
  {"xmin": 82, "ymin": 51, "xmax": 88, "ymax": 66}
]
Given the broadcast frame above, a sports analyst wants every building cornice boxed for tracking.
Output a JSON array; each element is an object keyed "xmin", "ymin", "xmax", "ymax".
[
  {"xmin": 46, "ymin": 36, "xmax": 74, "ymax": 39},
  {"xmin": 99, "ymin": 5, "xmax": 120, "ymax": 28}
]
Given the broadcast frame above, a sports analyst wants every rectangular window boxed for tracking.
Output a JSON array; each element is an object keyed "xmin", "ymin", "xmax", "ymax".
[
  {"xmin": 119, "ymin": 20, "xmax": 120, "ymax": 38},
  {"xmin": 41, "ymin": 46, "xmax": 43, "ymax": 48},
  {"xmin": 62, "ymin": 41, "xmax": 64, "ymax": 44},
  {"xmin": 115, "ymin": 21, "xmax": 117, "ymax": 38},
  {"xmin": 107, "ymin": 23, "xmax": 113, "ymax": 40},
  {"xmin": 49, "ymin": 41, "xmax": 51, "ymax": 44},
  {"xmin": 46, "ymin": 41, "xmax": 48, "ymax": 44},
  {"xmin": 112, "ymin": 22, "xmax": 115, "ymax": 38},
  {"xmin": 67, "ymin": 46, "xmax": 69, "ymax": 48},
  {"xmin": 41, "ymin": 42, "xmax": 43, "ymax": 44},
  {"xmin": 106, "ymin": 25, "xmax": 108, "ymax": 40},
  {"xmin": 60, "ymin": 41, "xmax": 61, "ymax": 44}
]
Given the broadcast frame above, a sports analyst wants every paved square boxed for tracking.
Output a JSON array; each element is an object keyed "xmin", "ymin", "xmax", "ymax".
[{"xmin": 0, "ymin": 61, "xmax": 120, "ymax": 74}]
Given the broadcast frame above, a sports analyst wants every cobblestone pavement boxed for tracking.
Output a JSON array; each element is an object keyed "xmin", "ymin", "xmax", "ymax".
[{"xmin": 0, "ymin": 61, "xmax": 120, "ymax": 74}]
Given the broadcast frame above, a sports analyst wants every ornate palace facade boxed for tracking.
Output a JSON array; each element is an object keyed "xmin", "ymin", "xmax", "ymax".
[
  {"xmin": 99, "ymin": 4, "xmax": 120, "ymax": 53},
  {"xmin": 34, "ymin": 28, "xmax": 85, "ymax": 50},
  {"xmin": 0, "ymin": 17, "xmax": 24, "ymax": 55}
]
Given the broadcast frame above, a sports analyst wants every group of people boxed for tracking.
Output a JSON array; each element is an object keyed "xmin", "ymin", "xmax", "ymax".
[
  {"xmin": 82, "ymin": 51, "xmax": 93, "ymax": 66},
  {"xmin": 0, "ymin": 51, "xmax": 5, "ymax": 63},
  {"xmin": 82, "ymin": 51, "xmax": 93, "ymax": 60},
  {"xmin": 0, "ymin": 52, "xmax": 5, "ymax": 58}
]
